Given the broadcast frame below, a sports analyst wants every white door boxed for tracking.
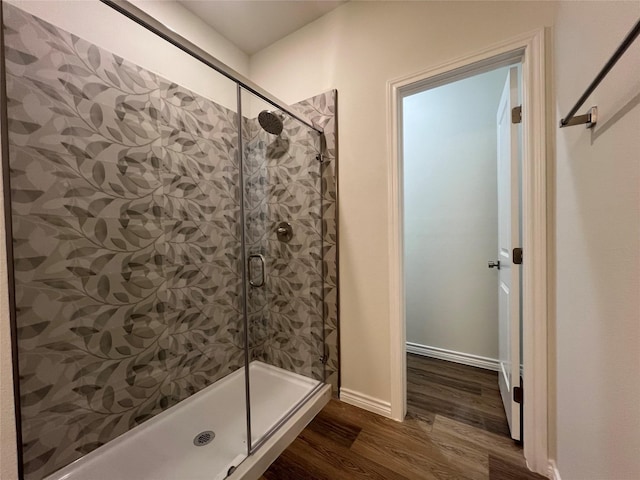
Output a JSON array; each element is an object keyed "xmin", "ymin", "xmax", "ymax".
[{"xmin": 495, "ymin": 66, "xmax": 521, "ymax": 441}]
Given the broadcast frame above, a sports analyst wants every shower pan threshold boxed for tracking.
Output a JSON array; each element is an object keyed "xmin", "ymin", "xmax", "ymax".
[{"xmin": 45, "ymin": 362, "xmax": 330, "ymax": 480}]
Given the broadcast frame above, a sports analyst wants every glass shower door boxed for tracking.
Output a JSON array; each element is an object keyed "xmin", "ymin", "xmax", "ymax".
[
  {"xmin": 2, "ymin": 3, "xmax": 251, "ymax": 478},
  {"xmin": 239, "ymin": 88, "xmax": 325, "ymax": 451}
]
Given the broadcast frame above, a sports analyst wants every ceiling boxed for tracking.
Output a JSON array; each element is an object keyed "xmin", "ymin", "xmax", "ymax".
[{"xmin": 179, "ymin": 1, "xmax": 347, "ymax": 55}]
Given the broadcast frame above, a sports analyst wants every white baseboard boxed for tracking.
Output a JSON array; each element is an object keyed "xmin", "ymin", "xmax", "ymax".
[
  {"xmin": 340, "ymin": 388, "xmax": 392, "ymax": 418},
  {"xmin": 547, "ymin": 460, "xmax": 561, "ymax": 480},
  {"xmin": 406, "ymin": 342, "xmax": 500, "ymax": 372}
]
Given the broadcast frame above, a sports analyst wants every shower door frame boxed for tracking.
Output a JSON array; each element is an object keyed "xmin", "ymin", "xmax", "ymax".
[
  {"xmin": 102, "ymin": 0, "xmax": 329, "ymax": 460},
  {"xmin": 236, "ymin": 87, "xmax": 328, "ymax": 455}
]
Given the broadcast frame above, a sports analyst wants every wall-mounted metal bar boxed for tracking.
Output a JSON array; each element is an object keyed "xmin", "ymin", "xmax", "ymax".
[
  {"xmin": 99, "ymin": 0, "xmax": 322, "ymax": 134},
  {"xmin": 562, "ymin": 106, "xmax": 598, "ymax": 128},
  {"xmin": 560, "ymin": 18, "xmax": 640, "ymax": 128}
]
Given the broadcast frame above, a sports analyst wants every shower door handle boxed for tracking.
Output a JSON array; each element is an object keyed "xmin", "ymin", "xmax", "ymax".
[{"xmin": 248, "ymin": 254, "xmax": 266, "ymax": 287}]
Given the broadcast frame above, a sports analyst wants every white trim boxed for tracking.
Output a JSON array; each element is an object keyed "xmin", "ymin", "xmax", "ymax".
[
  {"xmin": 387, "ymin": 33, "xmax": 407, "ymax": 425},
  {"xmin": 500, "ymin": 362, "xmax": 510, "ymax": 390},
  {"xmin": 406, "ymin": 342, "xmax": 500, "ymax": 372},
  {"xmin": 547, "ymin": 460, "xmax": 562, "ymax": 480},
  {"xmin": 519, "ymin": 27, "xmax": 549, "ymax": 477},
  {"xmin": 387, "ymin": 28, "xmax": 548, "ymax": 475},
  {"xmin": 339, "ymin": 388, "xmax": 392, "ymax": 418}
]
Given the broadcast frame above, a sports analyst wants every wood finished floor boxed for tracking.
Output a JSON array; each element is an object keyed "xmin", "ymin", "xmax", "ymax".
[{"xmin": 260, "ymin": 354, "xmax": 546, "ymax": 480}]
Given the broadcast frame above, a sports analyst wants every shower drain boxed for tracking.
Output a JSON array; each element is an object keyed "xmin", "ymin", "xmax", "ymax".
[{"xmin": 193, "ymin": 430, "xmax": 215, "ymax": 446}]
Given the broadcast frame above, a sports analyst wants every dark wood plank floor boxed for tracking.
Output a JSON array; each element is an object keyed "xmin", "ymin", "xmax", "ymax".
[
  {"xmin": 260, "ymin": 354, "xmax": 546, "ymax": 480},
  {"xmin": 406, "ymin": 353, "xmax": 511, "ymax": 437}
]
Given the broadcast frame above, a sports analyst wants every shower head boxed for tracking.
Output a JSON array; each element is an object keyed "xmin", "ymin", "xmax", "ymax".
[{"xmin": 258, "ymin": 110, "xmax": 284, "ymax": 136}]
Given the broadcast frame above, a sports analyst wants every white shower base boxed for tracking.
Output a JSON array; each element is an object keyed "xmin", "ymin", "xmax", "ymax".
[{"xmin": 46, "ymin": 362, "xmax": 330, "ymax": 480}]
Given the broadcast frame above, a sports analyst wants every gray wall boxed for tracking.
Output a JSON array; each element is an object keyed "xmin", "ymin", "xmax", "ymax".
[{"xmin": 404, "ymin": 68, "xmax": 508, "ymax": 360}]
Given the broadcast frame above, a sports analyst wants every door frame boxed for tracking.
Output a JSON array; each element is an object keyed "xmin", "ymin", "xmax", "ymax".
[{"xmin": 386, "ymin": 29, "xmax": 548, "ymax": 475}]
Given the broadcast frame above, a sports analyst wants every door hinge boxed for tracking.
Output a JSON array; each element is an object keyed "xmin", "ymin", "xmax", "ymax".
[
  {"xmin": 513, "ymin": 385, "xmax": 523, "ymax": 404},
  {"xmin": 511, "ymin": 105, "xmax": 522, "ymax": 124},
  {"xmin": 513, "ymin": 247, "xmax": 523, "ymax": 265}
]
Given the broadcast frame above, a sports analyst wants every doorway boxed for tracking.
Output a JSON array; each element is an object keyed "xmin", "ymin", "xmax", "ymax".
[
  {"xmin": 386, "ymin": 30, "xmax": 549, "ymax": 475},
  {"xmin": 402, "ymin": 64, "xmax": 522, "ymax": 440}
]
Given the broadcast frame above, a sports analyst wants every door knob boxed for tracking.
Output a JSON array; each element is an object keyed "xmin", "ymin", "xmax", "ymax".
[{"xmin": 488, "ymin": 260, "xmax": 501, "ymax": 270}]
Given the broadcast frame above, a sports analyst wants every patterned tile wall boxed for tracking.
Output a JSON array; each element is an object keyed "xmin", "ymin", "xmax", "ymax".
[
  {"xmin": 2, "ymin": 4, "xmax": 339, "ymax": 480},
  {"xmin": 242, "ymin": 112, "xmax": 325, "ymax": 381},
  {"xmin": 292, "ymin": 91, "xmax": 339, "ymax": 393},
  {"xmin": 3, "ymin": 5, "xmax": 244, "ymax": 479}
]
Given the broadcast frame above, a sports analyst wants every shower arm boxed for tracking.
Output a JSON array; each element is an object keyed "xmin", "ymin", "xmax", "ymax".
[{"xmin": 99, "ymin": 0, "xmax": 323, "ymax": 135}]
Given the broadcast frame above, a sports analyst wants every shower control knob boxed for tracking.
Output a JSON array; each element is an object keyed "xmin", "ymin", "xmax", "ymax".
[{"xmin": 276, "ymin": 222, "xmax": 293, "ymax": 243}]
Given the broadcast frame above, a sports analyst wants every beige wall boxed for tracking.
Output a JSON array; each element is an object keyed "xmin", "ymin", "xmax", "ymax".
[
  {"xmin": 8, "ymin": 0, "xmax": 248, "ymax": 110},
  {"xmin": 554, "ymin": 2, "xmax": 640, "ymax": 478},
  {"xmin": 3, "ymin": 2, "xmax": 639, "ymax": 479},
  {"xmin": 252, "ymin": 3, "xmax": 640, "ymax": 477},
  {"xmin": 131, "ymin": 0, "xmax": 250, "ymax": 77},
  {"xmin": 250, "ymin": 0, "xmax": 556, "ymax": 403}
]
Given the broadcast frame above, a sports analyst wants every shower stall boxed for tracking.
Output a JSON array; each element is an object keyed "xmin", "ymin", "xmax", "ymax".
[{"xmin": 1, "ymin": 1, "xmax": 337, "ymax": 479}]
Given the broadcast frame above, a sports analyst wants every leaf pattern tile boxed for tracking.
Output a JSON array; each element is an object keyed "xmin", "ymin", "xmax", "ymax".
[
  {"xmin": 3, "ymin": 4, "xmax": 338, "ymax": 479},
  {"xmin": 242, "ymin": 112, "xmax": 326, "ymax": 382},
  {"xmin": 292, "ymin": 90, "xmax": 339, "ymax": 392},
  {"xmin": 3, "ymin": 5, "xmax": 243, "ymax": 479}
]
